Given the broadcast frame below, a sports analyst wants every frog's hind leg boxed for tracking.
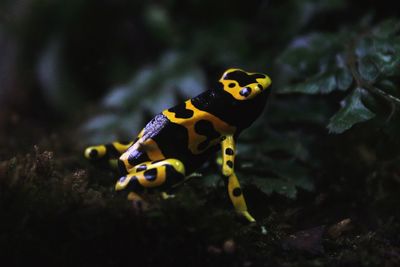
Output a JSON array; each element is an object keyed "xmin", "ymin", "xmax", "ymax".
[
  {"xmin": 115, "ymin": 158, "xmax": 186, "ymax": 194},
  {"xmin": 86, "ymin": 141, "xmax": 134, "ymax": 170},
  {"xmin": 84, "ymin": 141, "xmax": 133, "ymax": 168}
]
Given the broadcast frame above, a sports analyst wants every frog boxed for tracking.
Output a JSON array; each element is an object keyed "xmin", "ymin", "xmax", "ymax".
[{"xmin": 84, "ymin": 68, "xmax": 272, "ymax": 222}]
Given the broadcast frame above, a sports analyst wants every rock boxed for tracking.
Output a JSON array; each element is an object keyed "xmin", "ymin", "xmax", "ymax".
[{"xmin": 282, "ymin": 226, "xmax": 325, "ymax": 255}]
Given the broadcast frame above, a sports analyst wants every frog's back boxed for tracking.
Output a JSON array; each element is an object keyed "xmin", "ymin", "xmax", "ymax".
[{"xmin": 120, "ymin": 102, "xmax": 231, "ymax": 174}]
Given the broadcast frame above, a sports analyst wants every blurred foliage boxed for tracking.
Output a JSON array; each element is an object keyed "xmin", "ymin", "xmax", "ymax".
[{"xmin": 82, "ymin": 51, "xmax": 206, "ymax": 143}]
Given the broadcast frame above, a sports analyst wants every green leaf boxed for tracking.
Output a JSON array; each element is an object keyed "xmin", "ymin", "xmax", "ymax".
[
  {"xmin": 359, "ymin": 87, "xmax": 387, "ymax": 115},
  {"xmin": 144, "ymin": 5, "xmax": 173, "ymax": 41},
  {"xmin": 239, "ymin": 134, "xmax": 310, "ymax": 162},
  {"xmin": 279, "ymin": 73, "xmax": 337, "ymax": 94},
  {"xmin": 377, "ymin": 80, "xmax": 399, "ymax": 97},
  {"xmin": 358, "ymin": 56, "xmax": 380, "ymax": 82},
  {"xmin": 335, "ymin": 68, "xmax": 353, "ymax": 91},
  {"xmin": 355, "ymin": 36, "xmax": 374, "ymax": 58},
  {"xmin": 249, "ymin": 161, "xmax": 314, "ymax": 199},
  {"xmin": 355, "ymin": 30, "xmax": 400, "ymax": 78},
  {"xmin": 372, "ymin": 18, "xmax": 400, "ymax": 38},
  {"xmin": 373, "ymin": 37, "xmax": 400, "ymax": 76},
  {"xmin": 328, "ymin": 88, "xmax": 376, "ymax": 134},
  {"xmin": 278, "ymin": 33, "xmax": 341, "ymax": 72},
  {"xmin": 239, "ymin": 157, "xmax": 314, "ymax": 199},
  {"xmin": 265, "ymin": 97, "xmax": 331, "ymax": 125},
  {"xmin": 201, "ymin": 174, "xmax": 221, "ymax": 188},
  {"xmin": 252, "ymin": 177, "xmax": 299, "ymax": 199}
]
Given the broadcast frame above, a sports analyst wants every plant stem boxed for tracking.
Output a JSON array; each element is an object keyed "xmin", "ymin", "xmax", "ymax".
[{"xmin": 346, "ymin": 40, "xmax": 400, "ymax": 108}]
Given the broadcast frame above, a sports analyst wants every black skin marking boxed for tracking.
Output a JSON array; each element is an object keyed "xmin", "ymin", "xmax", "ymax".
[
  {"xmin": 128, "ymin": 150, "xmax": 142, "ymax": 166},
  {"xmin": 163, "ymin": 165, "xmax": 185, "ymax": 188},
  {"xmin": 125, "ymin": 149, "xmax": 151, "ymax": 172},
  {"xmin": 152, "ymin": 120, "xmax": 218, "ymax": 174},
  {"xmin": 144, "ymin": 169, "xmax": 158, "ymax": 181},
  {"xmin": 232, "ymin": 187, "xmax": 242, "ymax": 197},
  {"xmin": 191, "ymin": 82, "xmax": 270, "ymax": 130},
  {"xmin": 224, "ymin": 70, "xmax": 265, "ymax": 87},
  {"xmin": 194, "ymin": 120, "xmax": 221, "ymax": 151},
  {"xmin": 106, "ymin": 144, "xmax": 121, "ymax": 158},
  {"xmin": 118, "ymin": 160, "xmax": 127, "ymax": 175},
  {"xmin": 239, "ymin": 87, "xmax": 251, "ymax": 97},
  {"xmin": 119, "ymin": 141, "xmax": 133, "ymax": 145},
  {"xmin": 89, "ymin": 149, "xmax": 98, "ymax": 158},
  {"xmin": 168, "ymin": 103, "xmax": 194, "ymax": 119},
  {"xmin": 126, "ymin": 177, "xmax": 145, "ymax": 193},
  {"xmin": 136, "ymin": 164, "xmax": 147, "ymax": 172},
  {"xmin": 228, "ymin": 82, "xmax": 235, "ymax": 88},
  {"xmin": 226, "ymin": 160, "xmax": 234, "ymax": 168},
  {"xmin": 225, "ymin": 148, "xmax": 234, "ymax": 155}
]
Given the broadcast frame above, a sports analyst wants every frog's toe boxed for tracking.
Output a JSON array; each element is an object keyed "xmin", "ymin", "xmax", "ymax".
[
  {"xmin": 127, "ymin": 192, "xmax": 149, "ymax": 212},
  {"xmin": 239, "ymin": 211, "xmax": 256, "ymax": 223},
  {"xmin": 84, "ymin": 145, "xmax": 106, "ymax": 160},
  {"xmin": 161, "ymin": 192, "xmax": 176, "ymax": 199},
  {"xmin": 115, "ymin": 175, "xmax": 132, "ymax": 191}
]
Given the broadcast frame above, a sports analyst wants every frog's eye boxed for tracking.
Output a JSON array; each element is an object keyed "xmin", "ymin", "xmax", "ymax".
[
  {"xmin": 239, "ymin": 87, "xmax": 251, "ymax": 97},
  {"xmin": 220, "ymin": 68, "xmax": 271, "ymax": 100}
]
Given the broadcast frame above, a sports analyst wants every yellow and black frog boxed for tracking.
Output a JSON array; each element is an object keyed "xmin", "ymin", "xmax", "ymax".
[{"xmin": 84, "ymin": 68, "xmax": 271, "ymax": 222}]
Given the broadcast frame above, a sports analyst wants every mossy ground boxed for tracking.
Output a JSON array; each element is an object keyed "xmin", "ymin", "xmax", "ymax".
[{"xmin": 1, "ymin": 110, "xmax": 399, "ymax": 267}]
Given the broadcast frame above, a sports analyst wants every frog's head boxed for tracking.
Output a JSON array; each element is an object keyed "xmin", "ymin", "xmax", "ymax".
[{"xmin": 219, "ymin": 68, "xmax": 271, "ymax": 100}]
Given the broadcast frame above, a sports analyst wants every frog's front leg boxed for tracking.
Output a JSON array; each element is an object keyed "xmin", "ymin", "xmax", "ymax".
[
  {"xmin": 221, "ymin": 135, "xmax": 256, "ymax": 223},
  {"xmin": 115, "ymin": 159, "xmax": 186, "ymax": 197}
]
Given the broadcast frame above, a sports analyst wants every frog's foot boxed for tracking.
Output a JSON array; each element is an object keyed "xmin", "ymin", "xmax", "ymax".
[
  {"xmin": 225, "ymin": 172, "xmax": 257, "ymax": 223},
  {"xmin": 216, "ymin": 155, "xmax": 223, "ymax": 166},
  {"xmin": 127, "ymin": 192, "xmax": 150, "ymax": 212},
  {"xmin": 161, "ymin": 192, "xmax": 176, "ymax": 200},
  {"xmin": 84, "ymin": 141, "xmax": 133, "ymax": 160},
  {"xmin": 239, "ymin": 211, "xmax": 256, "ymax": 223},
  {"xmin": 115, "ymin": 158, "xmax": 186, "ymax": 192}
]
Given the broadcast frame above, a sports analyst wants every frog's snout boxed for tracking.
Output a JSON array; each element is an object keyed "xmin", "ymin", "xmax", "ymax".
[{"xmin": 257, "ymin": 74, "xmax": 271, "ymax": 90}]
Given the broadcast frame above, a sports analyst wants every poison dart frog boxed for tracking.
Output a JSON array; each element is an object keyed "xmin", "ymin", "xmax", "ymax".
[{"xmin": 84, "ymin": 68, "xmax": 271, "ymax": 222}]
